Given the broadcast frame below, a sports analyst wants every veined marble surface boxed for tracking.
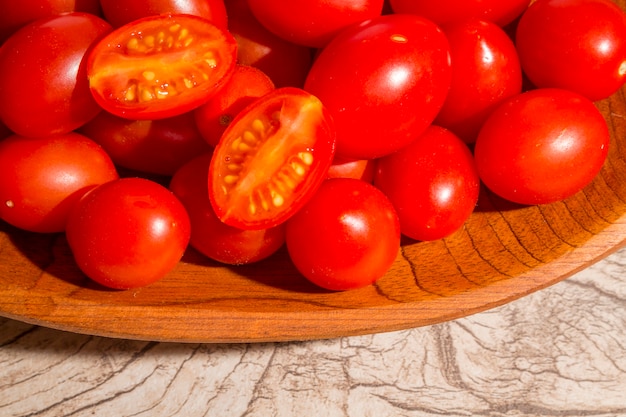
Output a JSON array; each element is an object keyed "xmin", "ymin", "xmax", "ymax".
[{"xmin": 1, "ymin": 247, "xmax": 625, "ymax": 417}]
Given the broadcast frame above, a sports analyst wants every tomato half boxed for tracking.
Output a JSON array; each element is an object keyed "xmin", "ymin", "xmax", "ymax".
[
  {"xmin": 87, "ymin": 13, "xmax": 237, "ymax": 120},
  {"xmin": 209, "ymin": 87, "xmax": 336, "ymax": 230},
  {"xmin": 474, "ymin": 88, "xmax": 610, "ymax": 205}
]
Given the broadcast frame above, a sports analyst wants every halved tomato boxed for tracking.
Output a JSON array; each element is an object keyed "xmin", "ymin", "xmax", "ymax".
[
  {"xmin": 209, "ymin": 87, "xmax": 336, "ymax": 230},
  {"xmin": 87, "ymin": 13, "xmax": 237, "ymax": 120}
]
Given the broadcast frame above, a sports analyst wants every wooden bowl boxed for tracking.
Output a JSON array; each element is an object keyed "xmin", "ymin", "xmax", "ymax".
[{"xmin": 2, "ymin": 10, "xmax": 626, "ymax": 343}]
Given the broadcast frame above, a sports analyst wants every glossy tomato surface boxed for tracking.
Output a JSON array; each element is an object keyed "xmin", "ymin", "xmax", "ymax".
[
  {"xmin": 286, "ymin": 178, "xmax": 401, "ymax": 291},
  {"xmin": 374, "ymin": 126, "xmax": 480, "ymax": 241},
  {"xmin": 170, "ymin": 153, "xmax": 286, "ymax": 265},
  {"xmin": 515, "ymin": 0, "xmax": 626, "ymax": 101},
  {"xmin": 0, "ymin": 13, "xmax": 112, "ymax": 138},
  {"xmin": 0, "ymin": 133, "xmax": 118, "ymax": 233},
  {"xmin": 194, "ymin": 64, "xmax": 275, "ymax": 147},
  {"xmin": 389, "ymin": 0, "xmax": 531, "ymax": 27},
  {"xmin": 209, "ymin": 87, "xmax": 335, "ymax": 230},
  {"xmin": 87, "ymin": 13, "xmax": 237, "ymax": 120},
  {"xmin": 99, "ymin": 0, "xmax": 227, "ymax": 29},
  {"xmin": 246, "ymin": 0, "xmax": 385, "ymax": 48},
  {"xmin": 474, "ymin": 88, "xmax": 610, "ymax": 205},
  {"xmin": 225, "ymin": 0, "xmax": 314, "ymax": 88},
  {"xmin": 304, "ymin": 14, "xmax": 451, "ymax": 160},
  {"xmin": 66, "ymin": 177, "xmax": 191, "ymax": 289},
  {"xmin": 79, "ymin": 110, "xmax": 211, "ymax": 176},
  {"xmin": 435, "ymin": 19, "xmax": 522, "ymax": 143},
  {"xmin": 0, "ymin": 0, "xmax": 102, "ymax": 43}
]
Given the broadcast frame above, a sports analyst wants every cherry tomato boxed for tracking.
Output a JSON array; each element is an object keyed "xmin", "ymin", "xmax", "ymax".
[
  {"xmin": 87, "ymin": 13, "xmax": 237, "ymax": 120},
  {"xmin": 79, "ymin": 110, "xmax": 211, "ymax": 176},
  {"xmin": 304, "ymin": 14, "xmax": 451, "ymax": 160},
  {"xmin": 286, "ymin": 178, "xmax": 400, "ymax": 291},
  {"xmin": 435, "ymin": 19, "xmax": 523, "ymax": 143},
  {"xmin": 474, "ymin": 88, "xmax": 610, "ymax": 205},
  {"xmin": 0, "ymin": 0, "xmax": 102, "ymax": 43},
  {"xmin": 374, "ymin": 126, "xmax": 480, "ymax": 241},
  {"xmin": 515, "ymin": 0, "xmax": 626, "ymax": 101},
  {"xmin": 209, "ymin": 87, "xmax": 336, "ymax": 230},
  {"xmin": 170, "ymin": 153, "xmax": 286, "ymax": 265},
  {"xmin": 225, "ymin": 0, "xmax": 314, "ymax": 88},
  {"xmin": 194, "ymin": 64, "xmax": 275, "ymax": 147},
  {"xmin": 389, "ymin": 0, "xmax": 531, "ymax": 27},
  {"xmin": 0, "ymin": 13, "xmax": 112, "ymax": 138},
  {"xmin": 99, "ymin": 0, "xmax": 227, "ymax": 30},
  {"xmin": 0, "ymin": 133, "xmax": 118, "ymax": 233},
  {"xmin": 327, "ymin": 157, "xmax": 376, "ymax": 183},
  {"xmin": 66, "ymin": 177, "xmax": 191, "ymax": 289},
  {"xmin": 246, "ymin": 0, "xmax": 385, "ymax": 48}
]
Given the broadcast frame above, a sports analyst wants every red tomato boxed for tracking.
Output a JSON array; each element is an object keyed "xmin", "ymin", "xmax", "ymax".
[
  {"xmin": 374, "ymin": 126, "xmax": 480, "ymax": 241},
  {"xmin": 0, "ymin": 13, "xmax": 112, "ymax": 138},
  {"xmin": 246, "ymin": 0, "xmax": 385, "ymax": 48},
  {"xmin": 435, "ymin": 19, "xmax": 523, "ymax": 143},
  {"xmin": 515, "ymin": 0, "xmax": 626, "ymax": 101},
  {"xmin": 79, "ymin": 110, "xmax": 211, "ymax": 176},
  {"xmin": 99, "ymin": 0, "xmax": 227, "ymax": 29},
  {"xmin": 0, "ymin": 133, "xmax": 118, "ymax": 233},
  {"xmin": 0, "ymin": 0, "xmax": 102, "ymax": 43},
  {"xmin": 209, "ymin": 87, "xmax": 336, "ymax": 230},
  {"xmin": 87, "ymin": 14, "xmax": 237, "ymax": 120},
  {"xmin": 194, "ymin": 65, "xmax": 275, "ymax": 147},
  {"xmin": 286, "ymin": 178, "xmax": 400, "ymax": 291},
  {"xmin": 66, "ymin": 177, "xmax": 191, "ymax": 289},
  {"xmin": 304, "ymin": 14, "xmax": 451, "ymax": 160},
  {"xmin": 389, "ymin": 0, "xmax": 531, "ymax": 27},
  {"xmin": 474, "ymin": 88, "xmax": 610, "ymax": 205},
  {"xmin": 327, "ymin": 156, "xmax": 376, "ymax": 183},
  {"xmin": 225, "ymin": 0, "xmax": 314, "ymax": 88},
  {"xmin": 170, "ymin": 153, "xmax": 286, "ymax": 265}
]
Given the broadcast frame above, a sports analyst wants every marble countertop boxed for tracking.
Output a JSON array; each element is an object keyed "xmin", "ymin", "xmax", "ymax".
[{"xmin": 2, "ymin": 246, "xmax": 625, "ymax": 417}]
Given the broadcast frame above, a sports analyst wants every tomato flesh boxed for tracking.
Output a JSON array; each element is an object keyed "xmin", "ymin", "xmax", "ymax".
[
  {"xmin": 209, "ymin": 87, "xmax": 336, "ymax": 230},
  {"xmin": 87, "ymin": 13, "xmax": 237, "ymax": 119}
]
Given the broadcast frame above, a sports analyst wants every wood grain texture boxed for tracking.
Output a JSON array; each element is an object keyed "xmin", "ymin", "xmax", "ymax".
[
  {"xmin": 1, "ymin": 249, "xmax": 625, "ymax": 416},
  {"xmin": 1, "ymin": 5, "xmax": 626, "ymax": 342}
]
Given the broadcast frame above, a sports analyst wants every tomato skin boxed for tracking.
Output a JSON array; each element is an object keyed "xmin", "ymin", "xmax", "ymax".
[
  {"xmin": 0, "ymin": 133, "xmax": 119, "ymax": 233},
  {"xmin": 194, "ymin": 65, "xmax": 275, "ymax": 147},
  {"xmin": 474, "ymin": 88, "xmax": 610, "ymax": 205},
  {"xmin": 286, "ymin": 178, "xmax": 400, "ymax": 291},
  {"xmin": 515, "ymin": 0, "xmax": 626, "ymax": 101},
  {"xmin": 99, "ymin": 0, "xmax": 227, "ymax": 30},
  {"xmin": 209, "ymin": 87, "xmax": 336, "ymax": 230},
  {"xmin": 374, "ymin": 126, "xmax": 479, "ymax": 241},
  {"xmin": 66, "ymin": 177, "xmax": 191, "ymax": 289},
  {"xmin": 435, "ymin": 19, "xmax": 523, "ymax": 144},
  {"xmin": 225, "ymin": 0, "xmax": 314, "ymax": 88},
  {"xmin": 304, "ymin": 14, "xmax": 451, "ymax": 160},
  {"xmin": 0, "ymin": 13, "xmax": 112, "ymax": 138},
  {"xmin": 79, "ymin": 110, "xmax": 211, "ymax": 176},
  {"xmin": 0, "ymin": 0, "xmax": 102, "ymax": 43},
  {"xmin": 170, "ymin": 153, "xmax": 286, "ymax": 265},
  {"xmin": 389, "ymin": 0, "xmax": 531, "ymax": 27},
  {"xmin": 87, "ymin": 13, "xmax": 237, "ymax": 120},
  {"xmin": 246, "ymin": 0, "xmax": 385, "ymax": 48},
  {"xmin": 327, "ymin": 157, "xmax": 376, "ymax": 183}
]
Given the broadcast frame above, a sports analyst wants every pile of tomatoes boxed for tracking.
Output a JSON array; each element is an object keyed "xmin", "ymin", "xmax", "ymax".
[{"xmin": 0, "ymin": 0, "xmax": 625, "ymax": 291}]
